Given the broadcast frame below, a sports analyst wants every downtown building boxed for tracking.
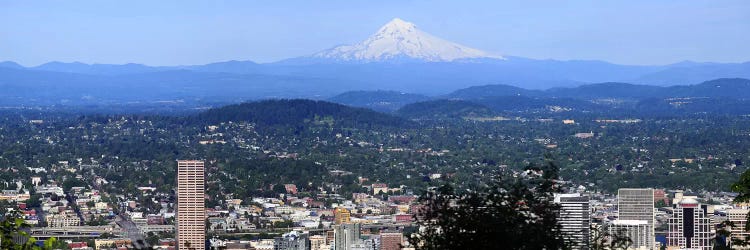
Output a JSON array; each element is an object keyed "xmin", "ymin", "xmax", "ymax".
[
  {"xmin": 176, "ymin": 160, "xmax": 206, "ymax": 249},
  {"xmin": 334, "ymin": 207, "xmax": 351, "ymax": 225},
  {"xmin": 608, "ymin": 220, "xmax": 651, "ymax": 250},
  {"xmin": 333, "ymin": 223, "xmax": 361, "ymax": 250},
  {"xmin": 555, "ymin": 193, "xmax": 591, "ymax": 250},
  {"xmin": 379, "ymin": 232, "xmax": 403, "ymax": 250},
  {"xmin": 666, "ymin": 198, "xmax": 711, "ymax": 250},
  {"xmin": 274, "ymin": 231, "xmax": 310, "ymax": 250},
  {"xmin": 310, "ymin": 234, "xmax": 330, "ymax": 250},
  {"xmin": 726, "ymin": 208, "xmax": 750, "ymax": 247},
  {"xmin": 618, "ymin": 188, "xmax": 655, "ymax": 249}
]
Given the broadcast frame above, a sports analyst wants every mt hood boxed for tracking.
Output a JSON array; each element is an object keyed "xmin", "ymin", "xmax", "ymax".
[{"xmin": 313, "ymin": 18, "xmax": 503, "ymax": 62}]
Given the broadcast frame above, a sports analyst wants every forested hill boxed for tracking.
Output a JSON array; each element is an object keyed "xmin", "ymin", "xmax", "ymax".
[
  {"xmin": 445, "ymin": 78, "xmax": 750, "ymax": 100},
  {"xmin": 327, "ymin": 90, "xmax": 431, "ymax": 112},
  {"xmin": 396, "ymin": 100, "xmax": 496, "ymax": 119},
  {"xmin": 189, "ymin": 99, "xmax": 411, "ymax": 128},
  {"xmin": 444, "ymin": 84, "xmax": 538, "ymax": 99}
]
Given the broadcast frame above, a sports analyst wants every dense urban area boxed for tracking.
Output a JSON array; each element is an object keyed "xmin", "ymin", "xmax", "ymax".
[{"xmin": 3, "ymin": 78, "xmax": 750, "ymax": 249}]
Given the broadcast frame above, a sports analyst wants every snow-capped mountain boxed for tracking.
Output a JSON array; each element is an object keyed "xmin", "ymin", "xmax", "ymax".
[{"xmin": 313, "ymin": 18, "xmax": 503, "ymax": 62}]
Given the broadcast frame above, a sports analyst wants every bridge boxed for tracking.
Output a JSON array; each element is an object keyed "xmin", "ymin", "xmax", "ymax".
[
  {"xmin": 29, "ymin": 226, "xmax": 121, "ymax": 239},
  {"xmin": 31, "ymin": 234, "xmax": 118, "ymax": 240},
  {"xmin": 213, "ymin": 222, "xmax": 414, "ymax": 237}
]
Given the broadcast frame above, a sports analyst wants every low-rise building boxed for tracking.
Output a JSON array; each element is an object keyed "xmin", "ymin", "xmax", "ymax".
[{"xmin": 46, "ymin": 213, "xmax": 81, "ymax": 227}]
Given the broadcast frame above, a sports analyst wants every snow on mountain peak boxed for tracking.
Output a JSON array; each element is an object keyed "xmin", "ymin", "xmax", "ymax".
[
  {"xmin": 313, "ymin": 18, "xmax": 503, "ymax": 62},
  {"xmin": 378, "ymin": 18, "xmax": 417, "ymax": 34}
]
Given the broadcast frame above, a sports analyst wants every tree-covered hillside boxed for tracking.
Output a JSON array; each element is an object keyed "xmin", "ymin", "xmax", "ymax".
[{"xmin": 190, "ymin": 99, "xmax": 411, "ymax": 128}]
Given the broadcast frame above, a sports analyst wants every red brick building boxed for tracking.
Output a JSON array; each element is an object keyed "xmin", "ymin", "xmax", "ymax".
[{"xmin": 380, "ymin": 232, "xmax": 403, "ymax": 250}]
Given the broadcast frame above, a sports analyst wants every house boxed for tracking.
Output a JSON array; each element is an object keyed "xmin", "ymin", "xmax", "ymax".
[{"xmin": 372, "ymin": 183, "xmax": 388, "ymax": 195}]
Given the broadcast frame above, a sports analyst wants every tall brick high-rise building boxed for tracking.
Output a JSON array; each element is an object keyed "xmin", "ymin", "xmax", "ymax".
[{"xmin": 176, "ymin": 160, "xmax": 205, "ymax": 249}]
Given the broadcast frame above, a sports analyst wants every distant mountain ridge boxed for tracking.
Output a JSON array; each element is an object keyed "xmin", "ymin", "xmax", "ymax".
[
  {"xmin": 444, "ymin": 78, "xmax": 750, "ymax": 100},
  {"xmin": 324, "ymin": 78, "xmax": 750, "ymax": 114},
  {"xmin": 3, "ymin": 56, "xmax": 747, "ymax": 97},
  {"xmin": 1, "ymin": 18, "xmax": 749, "ymax": 100}
]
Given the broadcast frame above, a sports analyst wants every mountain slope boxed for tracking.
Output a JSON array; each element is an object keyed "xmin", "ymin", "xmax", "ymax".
[
  {"xmin": 444, "ymin": 78, "xmax": 750, "ymax": 100},
  {"xmin": 327, "ymin": 90, "xmax": 431, "ymax": 112},
  {"xmin": 668, "ymin": 78, "xmax": 750, "ymax": 98},
  {"xmin": 0, "ymin": 61, "xmax": 24, "ymax": 69},
  {"xmin": 634, "ymin": 62, "xmax": 750, "ymax": 86},
  {"xmin": 191, "ymin": 99, "xmax": 410, "ymax": 127},
  {"xmin": 182, "ymin": 60, "xmax": 261, "ymax": 74},
  {"xmin": 32, "ymin": 61, "xmax": 166, "ymax": 75},
  {"xmin": 546, "ymin": 82, "xmax": 665, "ymax": 99},
  {"xmin": 312, "ymin": 18, "xmax": 502, "ymax": 62},
  {"xmin": 397, "ymin": 100, "xmax": 496, "ymax": 119},
  {"xmin": 445, "ymin": 84, "xmax": 539, "ymax": 99}
]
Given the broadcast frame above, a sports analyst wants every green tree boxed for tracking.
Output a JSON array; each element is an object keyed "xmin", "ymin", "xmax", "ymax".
[
  {"xmin": 25, "ymin": 194, "xmax": 43, "ymax": 209},
  {"xmin": 408, "ymin": 161, "xmax": 567, "ymax": 250},
  {"xmin": 1, "ymin": 210, "xmax": 60, "ymax": 250},
  {"xmin": 713, "ymin": 220, "xmax": 733, "ymax": 250},
  {"xmin": 590, "ymin": 224, "xmax": 633, "ymax": 250},
  {"xmin": 730, "ymin": 169, "xmax": 750, "ymax": 247},
  {"xmin": 654, "ymin": 200, "xmax": 667, "ymax": 208}
]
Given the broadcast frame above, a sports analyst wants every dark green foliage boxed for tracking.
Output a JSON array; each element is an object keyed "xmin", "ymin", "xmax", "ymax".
[
  {"xmin": 731, "ymin": 169, "xmax": 750, "ymax": 247},
  {"xmin": 397, "ymin": 100, "xmax": 496, "ymax": 119},
  {"xmin": 409, "ymin": 161, "xmax": 566, "ymax": 250},
  {"xmin": 713, "ymin": 220, "xmax": 734, "ymax": 249},
  {"xmin": 0, "ymin": 210, "xmax": 62, "ymax": 250},
  {"xmin": 731, "ymin": 169, "xmax": 750, "ymax": 206},
  {"xmin": 654, "ymin": 200, "xmax": 667, "ymax": 208},
  {"xmin": 590, "ymin": 224, "xmax": 633, "ymax": 250},
  {"xmin": 191, "ymin": 99, "xmax": 411, "ymax": 128}
]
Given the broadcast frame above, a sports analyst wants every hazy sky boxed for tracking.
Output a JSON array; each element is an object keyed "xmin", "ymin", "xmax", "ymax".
[{"xmin": 2, "ymin": 1, "xmax": 749, "ymax": 66}]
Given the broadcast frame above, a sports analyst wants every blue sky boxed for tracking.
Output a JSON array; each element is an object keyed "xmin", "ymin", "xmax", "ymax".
[{"xmin": 1, "ymin": 1, "xmax": 748, "ymax": 66}]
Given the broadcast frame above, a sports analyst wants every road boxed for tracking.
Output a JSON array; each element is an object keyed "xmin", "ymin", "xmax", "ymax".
[
  {"xmin": 116, "ymin": 215, "xmax": 151, "ymax": 248},
  {"xmin": 213, "ymin": 222, "xmax": 414, "ymax": 237}
]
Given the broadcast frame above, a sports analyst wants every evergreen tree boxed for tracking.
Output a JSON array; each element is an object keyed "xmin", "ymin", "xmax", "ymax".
[{"xmin": 409, "ymin": 160, "xmax": 567, "ymax": 249}]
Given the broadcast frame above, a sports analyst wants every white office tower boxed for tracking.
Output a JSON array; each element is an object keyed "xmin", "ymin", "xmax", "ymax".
[
  {"xmin": 609, "ymin": 220, "xmax": 651, "ymax": 250},
  {"xmin": 334, "ymin": 223, "xmax": 362, "ymax": 250},
  {"xmin": 667, "ymin": 198, "xmax": 711, "ymax": 250},
  {"xmin": 726, "ymin": 209, "xmax": 750, "ymax": 246},
  {"xmin": 555, "ymin": 193, "xmax": 591, "ymax": 249},
  {"xmin": 618, "ymin": 188, "xmax": 655, "ymax": 249}
]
